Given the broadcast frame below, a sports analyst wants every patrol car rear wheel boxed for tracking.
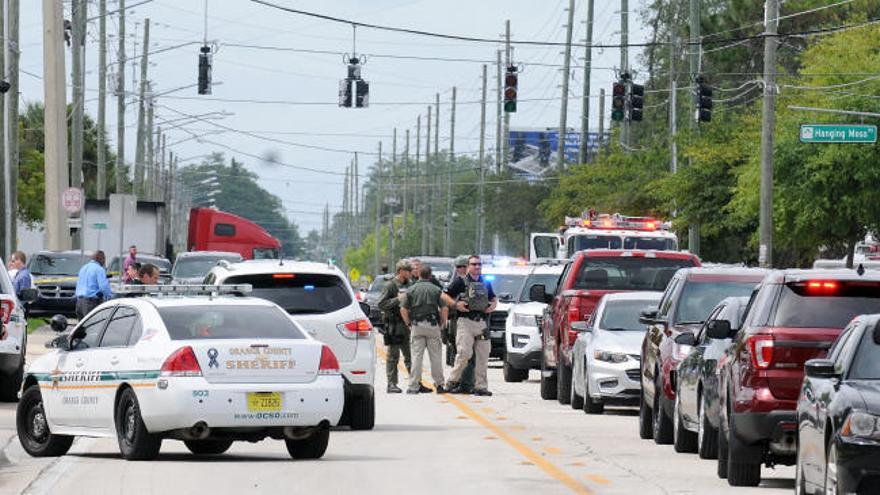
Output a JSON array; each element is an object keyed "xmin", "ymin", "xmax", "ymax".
[
  {"xmin": 285, "ymin": 428, "xmax": 329, "ymax": 459},
  {"xmin": 16, "ymin": 386, "xmax": 73, "ymax": 457},
  {"xmin": 184, "ymin": 439, "xmax": 234, "ymax": 455},
  {"xmin": 115, "ymin": 388, "xmax": 162, "ymax": 460},
  {"xmin": 503, "ymin": 360, "xmax": 528, "ymax": 383},
  {"xmin": 348, "ymin": 393, "xmax": 375, "ymax": 431}
]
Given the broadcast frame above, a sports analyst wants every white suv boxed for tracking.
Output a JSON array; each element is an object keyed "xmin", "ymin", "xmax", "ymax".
[
  {"xmin": 205, "ymin": 260, "xmax": 376, "ymax": 430},
  {"xmin": 1, "ymin": 258, "xmax": 37, "ymax": 401}
]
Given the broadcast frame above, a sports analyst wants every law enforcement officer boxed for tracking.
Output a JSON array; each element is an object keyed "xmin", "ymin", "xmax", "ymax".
[
  {"xmin": 445, "ymin": 255, "xmax": 496, "ymax": 396},
  {"xmin": 74, "ymin": 251, "xmax": 113, "ymax": 320},
  {"xmin": 377, "ymin": 260, "xmax": 414, "ymax": 393},
  {"xmin": 444, "ymin": 255, "xmax": 475, "ymax": 392},
  {"xmin": 401, "ymin": 265, "xmax": 455, "ymax": 394},
  {"xmin": 409, "ymin": 258, "xmax": 441, "ymax": 288}
]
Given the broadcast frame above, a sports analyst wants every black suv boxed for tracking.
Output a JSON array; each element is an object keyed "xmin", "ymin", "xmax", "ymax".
[{"xmin": 27, "ymin": 251, "xmax": 91, "ymax": 317}]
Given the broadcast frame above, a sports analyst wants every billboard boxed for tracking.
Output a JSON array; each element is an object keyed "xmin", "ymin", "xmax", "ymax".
[{"xmin": 507, "ymin": 127, "xmax": 608, "ymax": 175}]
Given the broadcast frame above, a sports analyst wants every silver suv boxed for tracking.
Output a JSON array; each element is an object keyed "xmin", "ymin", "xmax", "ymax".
[{"xmin": 205, "ymin": 260, "xmax": 376, "ymax": 430}]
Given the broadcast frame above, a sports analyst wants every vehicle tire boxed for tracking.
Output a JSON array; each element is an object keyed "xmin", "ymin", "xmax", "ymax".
[
  {"xmin": 717, "ymin": 413, "xmax": 729, "ymax": 479},
  {"xmin": 557, "ymin": 361, "xmax": 572, "ymax": 405},
  {"xmin": 652, "ymin": 373, "xmax": 673, "ymax": 445},
  {"xmin": 824, "ymin": 440, "xmax": 838, "ymax": 495},
  {"xmin": 285, "ymin": 428, "xmax": 329, "ymax": 460},
  {"xmin": 16, "ymin": 386, "xmax": 73, "ymax": 457},
  {"xmin": 726, "ymin": 413, "xmax": 761, "ymax": 487},
  {"xmin": 184, "ymin": 439, "xmax": 233, "ymax": 455},
  {"xmin": 570, "ymin": 370, "xmax": 584, "ymax": 410},
  {"xmin": 115, "ymin": 387, "xmax": 162, "ymax": 461},
  {"xmin": 583, "ymin": 370, "xmax": 604, "ymax": 415},
  {"xmin": 503, "ymin": 360, "xmax": 528, "ymax": 383},
  {"xmin": 539, "ymin": 357, "xmax": 557, "ymax": 400},
  {"xmin": 638, "ymin": 387, "xmax": 653, "ymax": 439},
  {"xmin": 348, "ymin": 393, "xmax": 375, "ymax": 431},
  {"xmin": 697, "ymin": 392, "xmax": 718, "ymax": 460},
  {"xmin": 673, "ymin": 386, "xmax": 698, "ymax": 453}
]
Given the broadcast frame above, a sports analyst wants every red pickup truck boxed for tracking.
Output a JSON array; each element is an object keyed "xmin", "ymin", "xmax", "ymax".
[{"xmin": 534, "ymin": 249, "xmax": 701, "ymax": 403}]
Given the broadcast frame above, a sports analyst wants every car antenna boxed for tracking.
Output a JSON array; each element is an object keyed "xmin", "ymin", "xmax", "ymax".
[{"xmin": 857, "ymin": 263, "xmax": 865, "ymax": 276}]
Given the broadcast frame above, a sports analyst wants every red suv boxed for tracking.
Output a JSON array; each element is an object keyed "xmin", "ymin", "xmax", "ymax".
[
  {"xmin": 535, "ymin": 249, "xmax": 700, "ymax": 404},
  {"xmin": 716, "ymin": 270, "xmax": 880, "ymax": 486},
  {"xmin": 639, "ymin": 268, "xmax": 765, "ymax": 445}
]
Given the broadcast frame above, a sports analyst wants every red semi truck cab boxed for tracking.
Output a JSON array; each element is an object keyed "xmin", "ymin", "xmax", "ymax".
[
  {"xmin": 537, "ymin": 249, "xmax": 701, "ymax": 403},
  {"xmin": 187, "ymin": 208, "xmax": 281, "ymax": 260}
]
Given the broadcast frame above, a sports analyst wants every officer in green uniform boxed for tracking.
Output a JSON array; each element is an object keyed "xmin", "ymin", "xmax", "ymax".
[
  {"xmin": 401, "ymin": 265, "xmax": 456, "ymax": 394},
  {"xmin": 444, "ymin": 255, "xmax": 476, "ymax": 393},
  {"xmin": 378, "ymin": 260, "xmax": 414, "ymax": 393}
]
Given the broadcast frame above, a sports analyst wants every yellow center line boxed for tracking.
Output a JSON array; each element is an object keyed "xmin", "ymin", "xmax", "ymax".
[
  {"xmin": 375, "ymin": 342, "xmax": 592, "ymax": 495},
  {"xmin": 586, "ymin": 474, "xmax": 610, "ymax": 485}
]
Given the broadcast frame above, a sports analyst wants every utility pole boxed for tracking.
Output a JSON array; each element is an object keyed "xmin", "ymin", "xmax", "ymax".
[
  {"xmin": 116, "ymin": 0, "xmax": 126, "ymax": 194},
  {"xmin": 759, "ymin": 0, "xmax": 778, "ymax": 267},
  {"xmin": 375, "ymin": 141, "xmax": 382, "ymax": 275},
  {"xmin": 133, "ymin": 18, "xmax": 150, "ymax": 198},
  {"xmin": 669, "ymin": 39, "xmax": 678, "ymax": 174},
  {"xmin": 96, "ymin": 0, "xmax": 107, "ymax": 199},
  {"xmin": 495, "ymin": 50, "xmax": 502, "ymax": 171},
  {"xmin": 8, "ymin": 0, "xmax": 20, "ymax": 251},
  {"xmin": 342, "ymin": 166, "xmax": 349, "ymax": 246},
  {"xmin": 1, "ymin": 0, "xmax": 6, "ymax": 256},
  {"xmin": 390, "ymin": 128, "xmax": 396, "ymax": 265},
  {"xmin": 415, "ymin": 115, "xmax": 421, "ymax": 247},
  {"xmin": 42, "ymin": 0, "xmax": 70, "ymax": 250},
  {"xmin": 598, "ymin": 88, "xmax": 605, "ymax": 154},
  {"xmin": 355, "ymin": 152, "xmax": 360, "ymax": 243},
  {"xmin": 145, "ymin": 89, "xmax": 154, "ymax": 200},
  {"xmin": 432, "ymin": 93, "xmax": 439, "ymax": 254},
  {"xmin": 445, "ymin": 87, "xmax": 456, "ymax": 256},
  {"xmin": 688, "ymin": 0, "xmax": 701, "ymax": 256},
  {"xmin": 502, "ymin": 20, "xmax": 511, "ymax": 166},
  {"xmin": 70, "ymin": 0, "xmax": 86, "ymax": 195},
  {"xmin": 621, "ymin": 0, "xmax": 630, "ymax": 148},
  {"xmin": 578, "ymin": 0, "xmax": 595, "ymax": 164},
  {"xmin": 477, "ymin": 65, "xmax": 487, "ymax": 253},
  {"xmin": 422, "ymin": 106, "xmax": 431, "ymax": 254},
  {"xmin": 403, "ymin": 129, "xmax": 409, "ymax": 233},
  {"xmin": 557, "ymin": 0, "xmax": 576, "ymax": 171}
]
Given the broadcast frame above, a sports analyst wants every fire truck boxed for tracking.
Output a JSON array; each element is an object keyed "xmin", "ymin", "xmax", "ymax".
[{"xmin": 529, "ymin": 210, "xmax": 678, "ymax": 261}]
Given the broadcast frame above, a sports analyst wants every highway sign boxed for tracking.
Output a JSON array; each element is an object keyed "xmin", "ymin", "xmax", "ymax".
[
  {"xmin": 799, "ymin": 124, "xmax": 877, "ymax": 144},
  {"xmin": 62, "ymin": 187, "xmax": 83, "ymax": 213}
]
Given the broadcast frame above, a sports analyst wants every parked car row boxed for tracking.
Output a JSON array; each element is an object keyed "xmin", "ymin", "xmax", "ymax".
[{"xmin": 498, "ymin": 250, "xmax": 880, "ymax": 494}]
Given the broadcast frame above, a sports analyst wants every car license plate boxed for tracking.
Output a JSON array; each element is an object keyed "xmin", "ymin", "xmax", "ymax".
[{"xmin": 246, "ymin": 392, "xmax": 282, "ymax": 412}]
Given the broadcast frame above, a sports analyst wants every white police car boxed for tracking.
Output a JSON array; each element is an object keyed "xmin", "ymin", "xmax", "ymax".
[{"xmin": 16, "ymin": 285, "xmax": 344, "ymax": 461}]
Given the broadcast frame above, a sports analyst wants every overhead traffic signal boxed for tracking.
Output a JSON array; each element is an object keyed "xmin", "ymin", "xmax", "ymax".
[
  {"xmin": 339, "ymin": 56, "xmax": 369, "ymax": 108},
  {"xmin": 504, "ymin": 65, "xmax": 518, "ymax": 113},
  {"xmin": 628, "ymin": 83, "xmax": 644, "ymax": 122},
  {"xmin": 611, "ymin": 81, "xmax": 626, "ymax": 122},
  {"xmin": 694, "ymin": 76, "xmax": 713, "ymax": 123},
  {"xmin": 197, "ymin": 45, "xmax": 212, "ymax": 95}
]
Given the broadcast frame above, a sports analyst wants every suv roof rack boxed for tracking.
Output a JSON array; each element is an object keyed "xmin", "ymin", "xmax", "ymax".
[{"xmin": 113, "ymin": 284, "xmax": 252, "ymax": 296}]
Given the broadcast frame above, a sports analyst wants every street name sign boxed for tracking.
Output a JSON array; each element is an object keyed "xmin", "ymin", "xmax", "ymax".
[{"xmin": 799, "ymin": 124, "xmax": 877, "ymax": 144}]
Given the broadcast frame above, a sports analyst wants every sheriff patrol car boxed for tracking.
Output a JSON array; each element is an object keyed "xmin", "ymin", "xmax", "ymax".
[{"xmin": 16, "ymin": 285, "xmax": 344, "ymax": 461}]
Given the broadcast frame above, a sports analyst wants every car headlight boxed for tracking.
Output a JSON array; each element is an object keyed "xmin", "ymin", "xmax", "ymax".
[
  {"xmin": 842, "ymin": 411, "xmax": 880, "ymax": 440},
  {"xmin": 513, "ymin": 313, "xmax": 538, "ymax": 327},
  {"xmin": 593, "ymin": 350, "xmax": 629, "ymax": 363}
]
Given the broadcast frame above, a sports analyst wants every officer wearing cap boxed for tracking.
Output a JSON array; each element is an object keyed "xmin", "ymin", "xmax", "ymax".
[
  {"xmin": 444, "ymin": 255, "xmax": 476, "ymax": 393},
  {"xmin": 377, "ymin": 259, "xmax": 414, "ymax": 393},
  {"xmin": 401, "ymin": 265, "xmax": 455, "ymax": 394}
]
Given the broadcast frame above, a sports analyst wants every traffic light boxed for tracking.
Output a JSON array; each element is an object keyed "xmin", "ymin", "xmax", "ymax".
[
  {"xmin": 355, "ymin": 79, "xmax": 369, "ymax": 108},
  {"xmin": 504, "ymin": 65, "xmax": 518, "ymax": 113},
  {"xmin": 340, "ymin": 56, "xmax": 368, "ymax": 109},
  {"xmin": 197, "ymin": 45, "xmax": 212, "ymax": 95},
  {"xmin": 695, "ymin": 76, "xmax": 713, "ymax": 123},
  {"xmin": 611, "ymin": 81, "xmax": 626, "ymax": 122},
  {"xmin": 628, "ymin": 83, "xmax": 644, "ymax": 122},
  {"xmin": 338, "ymin": 79, "xmax": 353, "ymax": 108}
]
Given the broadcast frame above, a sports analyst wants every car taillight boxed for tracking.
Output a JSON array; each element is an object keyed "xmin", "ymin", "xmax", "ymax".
[
  {"xmin": 160, "ymin": 346, "xmax": 203, "ymax": 377},
  {"xmin": 337, "ymin": 318, "xmax": 372, "ymax": 339},
  {"xmin": 567, "ymin": 305, "xmax": 581, "ymax": 323},
  {"xmin": 318, "ymin": 345, "xmax": 340, "ymax": 374},
  {"xmin": 0, "ymin": 299, "xmax": 14, "ymax": 325},
  {"xmin": 747, "ymin": 334, "xmax": 774, "ymax": 369}
]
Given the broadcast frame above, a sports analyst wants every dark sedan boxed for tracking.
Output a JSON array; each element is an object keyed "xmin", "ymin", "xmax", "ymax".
[
  {"xmin": 673, "ymin": 296, "xmax": 750, "ymax": 457},
  {"xmin": 796, "ymin": 314, "xmax": 880, "ymax": 495},
  {"xmin": 362, "ymin": 274, "xmax": 392, "ymax": 328},
  {"xmin": 27, "ymin": 251, "xmax": 91, "ymax": 317}
]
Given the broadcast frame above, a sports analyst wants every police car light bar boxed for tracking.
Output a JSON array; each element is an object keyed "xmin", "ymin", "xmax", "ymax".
[
  {"xmin": 563, "ymin": 211, "xmax": 668, "ymax": 231},
  {"xmin": 113, "ymin": 284, "xmax": 253, "ymax": 296}
]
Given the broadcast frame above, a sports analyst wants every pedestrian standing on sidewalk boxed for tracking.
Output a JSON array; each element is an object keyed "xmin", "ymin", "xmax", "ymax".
[
  {"xmin": 377, "ymin": 260, "xmax": 414, "ymax": 393},
  {"xmin": 74, "ymin": 251, "xmax": 113, "ymax": 320},
  {"xmin": 401, "ymin": 265, "xmax": 455, "ymax": 394}
]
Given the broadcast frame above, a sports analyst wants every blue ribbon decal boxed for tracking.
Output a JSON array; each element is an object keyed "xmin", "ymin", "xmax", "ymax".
[{"xmin": 207, "ymin": 348, "xmax": 219, "ymax": 368}]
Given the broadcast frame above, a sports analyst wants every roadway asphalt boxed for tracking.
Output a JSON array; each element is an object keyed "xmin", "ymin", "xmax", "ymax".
[{"xmin": 0, "ymin": 334, "xmax": 795, "ymax": 495}]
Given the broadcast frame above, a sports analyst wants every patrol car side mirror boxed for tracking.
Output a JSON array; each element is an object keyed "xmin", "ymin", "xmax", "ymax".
[
  {"xmin": 529, "ymin": 284, "xmax": 550, "ymax": 304},
  {"xmin": 19, "ymin": 288, "xmax": 38, "ymax": 303},
  {"xmin": 706, "ymin": 319, "xmax": 732, "ymax": 339},
  {"xmin": 49, "ymin": 314, "xmax": 68, "ymax": 332},
  {"xmin": 674, "ymin": 332, "xmax": 697, "ymax": 346},
  {"xmin": 571, "ymin": 321, "xmax": 592, "ymax": 333},
  {"xmin": 639, "ymin": 308, "xmax": 659, "ymax": 325}
]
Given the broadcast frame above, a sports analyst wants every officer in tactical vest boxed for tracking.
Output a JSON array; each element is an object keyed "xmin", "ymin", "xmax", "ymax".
[
  {"xmin": 445, "ymin": 255, "xmax": 497, "ymax": 396},
  {"xmin": 401, "ymin": 265, "xmax": 455, "ymax": 394},
  {"xmin": 444, "ymin": 256, "xmax": 476, "ymax": 392},
  {"xmin": 378, "ymin": 260, "xmax": 414, "ymax": 393}
]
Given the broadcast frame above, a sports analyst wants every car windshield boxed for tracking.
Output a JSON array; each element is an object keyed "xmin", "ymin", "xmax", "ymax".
[
  {"xmin": 519, "ymin": 273, "xmax": 562, "ymax": 302},
  {"xmin": 849, "ymin": 328, "xmax": 880, "ymax": 380},
  {"xmin": 368, "ymin": 278, "xmax": 389, "ymax": 293},
  {"xmin": 159, "ymin": 305, "xmax": 305, "ymax": 340},
  {"xmin": 600, "ymin": 299, "xmax": 657, "ymax": 331},
  {"xmin": 569, "ymin": 235, "xmax": 622, "ymax": 252},
  {"xmin": 772, "ymin": 282, "xmax": 880, "ymax": 328},
  {"xmin": 484, "ymin": 273, "xmax": 527, "ymax": 302},
  {"xmin": 571, "ymin": 256, "xmax": 695, "ymax": 292},
  {"xmin": 173, "ymin": 256, "xmax": 239, "ymax": 279},
  {"xmin": 675, "ymin": 281, "xmax": 759, "ymax": 324},
  {"xmin": 28, "ymin": 254, "xmax": 87, "ymax": 275},
  {"xmin": 623, "ymin": 236, "xmax": 677, "ymax": 251},
  {"xmin": 224, "ymin": 273, "xmax": 352, "ymax": 314}
]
